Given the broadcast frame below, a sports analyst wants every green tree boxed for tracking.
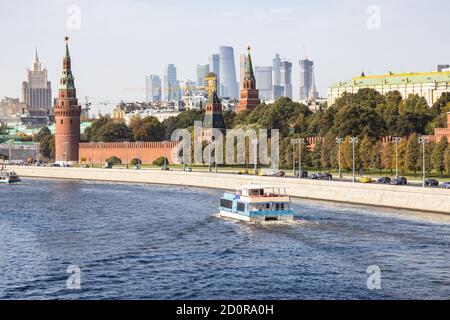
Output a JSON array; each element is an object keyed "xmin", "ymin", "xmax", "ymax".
[
  {"xmin": 381, "ymin": 141, "xmax": 394, "ymax": 175},
  {"xmin": 130, "ymin": 158, "xmax": 142, "ymax": 166},
  {"xmin": 371, "ymin": 141, "xmax": 383, "ymax": 174},
  {"xmin": 40, "ymin": 135, "xmax": 55, "ymax": 161},
  {"xmin": 418, "ymin": 141, "xmax": 435, "ymax": 175},
  {"xmin": 358, "ymin": 136, "xmax": 374, "ymax": 170},
  {"xmin": 310, "ymin": 140, "xmax": 322, "ymax": 170},
  {"xmin": 405, "ymin": 133, "xmax": 420, "ymax": 177},
  {"xmin": 130, "ymin": 116, "xmax": 165, "ymax": 142},
  {"xmin": 332, "ymin": 89, "xmax": 385, "ymax": 139},
  {"xmin": 106, "ymin": 156, "xmax": 122, "ymax": 165},
  {"xmin": 397, "ymin": 95, "xmax": 432, "ymax": 136},
  {"xmin": 153, "ymin": 156, "xmax": 169, "ymax": 166},
  {"xmin": 34, "ymin": 126, "xmax": 51, "ymax": 142},
  {"xmin": 432, "ymin": 137, "xmax": 449, "ymax": 177},
  {"xmin": 445, "ymin": 146, "xmax": 450, "ymax": 174},
  {"xmin": 321, "ymin": 133, "xmax": 336, "ymax": 171}
]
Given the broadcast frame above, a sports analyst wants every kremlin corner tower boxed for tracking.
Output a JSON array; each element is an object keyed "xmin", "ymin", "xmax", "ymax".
[
  {"xmin": 54, "ymin": 37, "xmax": 81, "ymax": 164},
  {"xmin": 237, "ymin": 46, "xmax": 260, "ymax": 113}
]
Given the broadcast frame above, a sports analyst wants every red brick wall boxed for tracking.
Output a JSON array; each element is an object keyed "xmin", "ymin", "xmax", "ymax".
[{"xmin": 79, "ymin": 141, "xmax": 178, "ymax": 165}]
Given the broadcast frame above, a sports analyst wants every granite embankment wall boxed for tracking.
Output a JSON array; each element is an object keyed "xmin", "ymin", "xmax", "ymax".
[{"xmin": 11, "ymin": 166, "xmax": 450, "ymax": 214}]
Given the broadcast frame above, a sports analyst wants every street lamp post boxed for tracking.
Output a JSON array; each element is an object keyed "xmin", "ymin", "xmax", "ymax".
[
  {"xmin": 290, "ymin": 139, "xmax": 299, "ymax": 176},
  {"xmin": 298, "ymin": 138, "xmax": 305, "ymax": 179},
  {"xmin": 336, "ymin": 138, "xmax": 344, "ymax": 179},
  {"xmin": 393, "ymin": 137, "xmax": 401, "ymax": 179},
  {"xmin": 208, "ymin": 146, "xmax": 212, "ymax": 173},
  {"xmin": 419, "ymin": 137, "xmax": 428, "ymax": 188},
  {"xmin": 125, "ymin": 141, "xmax": 130, "ymax": 169},
  {"xmin": 90, "ymin": 142, "xmax": 94, "ymax": 168},
  {"xmin": 350, "ymin": 137, "xmax": 359, "ymax": 183},
  {"xmin": 251, "ymin": 139, "xmax": 259, "ymax": 176},
  {"xmin": 99, "ymin": 142, "xmax": 104, "ymax": 166},
  {"xmin": 162, "ymin": 141, "xmax": 168, "ymax": 170},
  {"xmin": 137, "ymin": 142, "xmax": 142, "ymax": 166}
]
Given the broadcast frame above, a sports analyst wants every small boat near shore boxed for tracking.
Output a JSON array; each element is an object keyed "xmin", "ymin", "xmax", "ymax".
[
  {"xmin": 0, "ymin": 169, "xmax": 21, "ymax": 184},
  {"xmin": 218, "ymin": 185, "xmax": 295, "ymax": 222}
]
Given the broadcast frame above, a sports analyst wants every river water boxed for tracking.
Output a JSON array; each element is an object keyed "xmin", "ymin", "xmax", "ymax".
[{"xmin": 0, "ymin": 179, "xmax": 449, "ymax": 299}]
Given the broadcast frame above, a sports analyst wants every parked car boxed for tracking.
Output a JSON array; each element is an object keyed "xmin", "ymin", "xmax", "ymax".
[
  {"xmin": 239, "ymin": 169, "xmax": 249, "ymax": 175},
  {"xmin": 360, "ymin": 176, "xmax": 373, "ymax": 183},
  {"xmin": 50, "ymin": 163, "xmax": 61, "ymax": 167},
  {"xmin": 133, "ymin": 165, "xmax": 141, "ymax": 170},
  {"xmin": 392, "ymin": 177, "xmax": 408, "ymax": 185},
  {"xmin": 377, "ymin": 177, "xmax": 391, "ymax": 184},
  {"xmin": 184, "ymin": 167, "xmax": 193, "ymax": 172},
  {"xmin": 161, "ymin": 166, "xmax": 170, "ymax": 171},
  {"xmin": 80, "ymin": 164, "xmax": 90, "ymax": 168},
  {"xmin": 311, "ymin": 173, "xmax": 321, "ymax": 180},
  {"xmin": 266, "ymin": 170, "xmax": 286, "ymax": 177},
  {"xmin": 441, "ymin": 182, "xmax": 450, "ymax": 189},
  {"xmin": 424, "ymin": 179, "xmax": 439, "ymax": 187},
  {"xmin": 298, "ymin": 170, "xmax": 309, "ymax": 178},
  {"xmin": 321, "ymin": 173, "xmax": 333, "ymax": 181}
]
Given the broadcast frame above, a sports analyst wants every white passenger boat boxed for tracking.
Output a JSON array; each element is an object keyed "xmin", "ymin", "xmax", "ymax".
[
  {"xmin": 0, "ymin": 170, "xmax": 21, "ymax": 184},
  {"xmin": 219, "ymin": 185, "xmax": 295, "ymax": 222}
]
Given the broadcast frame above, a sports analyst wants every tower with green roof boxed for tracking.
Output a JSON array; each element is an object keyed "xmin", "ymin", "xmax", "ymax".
[{"xmin": 237, "ymin": 46, "xmax": 260, "ymax": 113}]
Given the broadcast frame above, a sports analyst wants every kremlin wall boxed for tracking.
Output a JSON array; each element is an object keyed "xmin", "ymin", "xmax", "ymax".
[{"xmin": 78, "ymin": 141, "xmax": 177, "ymax": 165}]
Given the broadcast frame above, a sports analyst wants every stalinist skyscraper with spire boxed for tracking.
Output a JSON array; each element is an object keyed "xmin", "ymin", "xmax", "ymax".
[
  {"xmin": 21, "ymin": 48, "xmax": 52, "ymax": 115},
  {"xmin": 54, "ymin": 37, "xmax": 81, "ymax": 165}
]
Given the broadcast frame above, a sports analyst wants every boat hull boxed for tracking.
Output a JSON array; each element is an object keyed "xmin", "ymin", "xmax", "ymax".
[{"xmin": 219, "ymin": 210, "xmax": 294, "ymax": 223}]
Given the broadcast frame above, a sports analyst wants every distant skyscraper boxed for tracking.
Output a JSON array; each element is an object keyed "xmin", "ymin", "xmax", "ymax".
[
  {"xmin": 237, "ymin": 47, "xmax": 260, "ymax": 113},
  {"xmin": 208, "ymin": 54, "xmax": 220, "ymax": 96},
  {"xmin": 219, "ymin": 46, "xmax": 238, "ymax": 99},
  {"xmin": 280, "ymin": 60, "xmax": 293, "ymax": 99},
  {"xmin": 196, "ymin": 64, "xmax": 210, "ymax": 87},
  {"xmin": 299, "ymin": 59, "xmax": 318, "ymax": 100},
  {"xmin": 21, "ymin": 48, "xmax": 52, "ymax": 115},
  {"xmin": 255, "ymin": 66, "xmax": 273, "ymax": 101},
  {"xmin": 272, "ymin": 54, "xmax": 281, "ymax": 86},
  {"xmin": 163, "ymin": 64, "xmax": 177, "ymax": 101},
  {"xmin": 145, "ymin": 75, "xmax": 161, "ymax": 103},
  {"xmin": 239, "ymin": 53, "xmax": 247, "ymax": 89},
  {"xmin": 272, "ymin": 54, "xmax": 282, "ymax": 100}
]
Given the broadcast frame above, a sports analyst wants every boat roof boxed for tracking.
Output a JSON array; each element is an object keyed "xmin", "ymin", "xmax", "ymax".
[{"xmin": 238, "ymin": 185, "xmax": 289, "ymax": 190}]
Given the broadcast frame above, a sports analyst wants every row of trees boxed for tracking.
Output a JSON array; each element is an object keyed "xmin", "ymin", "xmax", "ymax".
[
  {"xmin": 34, "ymin": 88, "xmax": 450, "ymax": 167},
  {"xmin": 280, "ymin": 135, "xmax": 450, "ymax": 177}
]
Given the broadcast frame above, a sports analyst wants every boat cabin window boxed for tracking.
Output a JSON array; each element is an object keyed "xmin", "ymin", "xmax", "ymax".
[
  {"xmin": 220, "ymin": 199, "xmax": 233, "ymax": 209},
  {"xmin": 237, "ymin": 202, "xmax": 246, "ymax": 212},
  {"xmin": 244, "ymin": 188, "xmax": 265, "ymax": 196}
]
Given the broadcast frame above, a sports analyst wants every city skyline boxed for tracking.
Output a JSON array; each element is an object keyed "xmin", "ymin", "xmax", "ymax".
[{"xmin": 0, "ymin": 0, "xmax": 449, "ymax": 114}]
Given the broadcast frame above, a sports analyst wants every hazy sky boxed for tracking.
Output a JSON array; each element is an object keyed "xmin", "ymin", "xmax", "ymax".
[{"xmin": 0, "ymin": 0, "xmax": 449, "ymax": 114}]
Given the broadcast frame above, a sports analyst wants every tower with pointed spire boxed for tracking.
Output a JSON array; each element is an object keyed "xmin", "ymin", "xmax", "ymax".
[
  {"xmin": 54, "ymin": 37, "xmax": 81, "ymax": 165},
  {"xmin": 237, "ymin": 46, "xmax": 260, "ymax": 113},
  {"xmin": 21, "ymin": 47, "xmax": 52, "ymax": 115},
  {"xmin": 203, "ymin": 73, "xmax": 226, "ymax": 142}
]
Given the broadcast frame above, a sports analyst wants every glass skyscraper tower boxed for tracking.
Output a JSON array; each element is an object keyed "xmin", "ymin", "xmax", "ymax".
[{"xmin": 219, "ymin": 46, "xmax": 238, "ymax": 99}]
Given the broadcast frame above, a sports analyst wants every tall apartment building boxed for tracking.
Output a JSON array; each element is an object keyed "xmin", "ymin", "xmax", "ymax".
[
  {"xmin": 255, "ymin": 66, "xmax": 273, "ymax": 101},
  {"xmin": 21, "ymin": 48, "xmax": 52, "ymax": 116},
  {"xmin": 280, "ymin": 60, "xmax": 293, "ymax": 99},
  {"xmin": 196, "ymin": 64, "xmax": 210, "ymax": 87},
  {"xmin": 299, "ymin": 59, "xmax": 318, "ymax": 100},
  {"xmin": 145, "ymin": 75, "xmax": 161, "ymax": 103},
  {"xmin": 219, "ymin": 46, "xmax": 238, "ymax": 99},
  {"xmin": 272, "ymin": 54, "xmax": 282, "ymax": 100},
  {"xmin": 208, "ymin": 54, "xmax": 220, "ymax": 96},
  {"xmin": 163, "ymin": 64, "xmax": 177, "ymax": 101},
  {"xmin": 239, "ymin": 53, "xmax": 247, "ymax": 89}
]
